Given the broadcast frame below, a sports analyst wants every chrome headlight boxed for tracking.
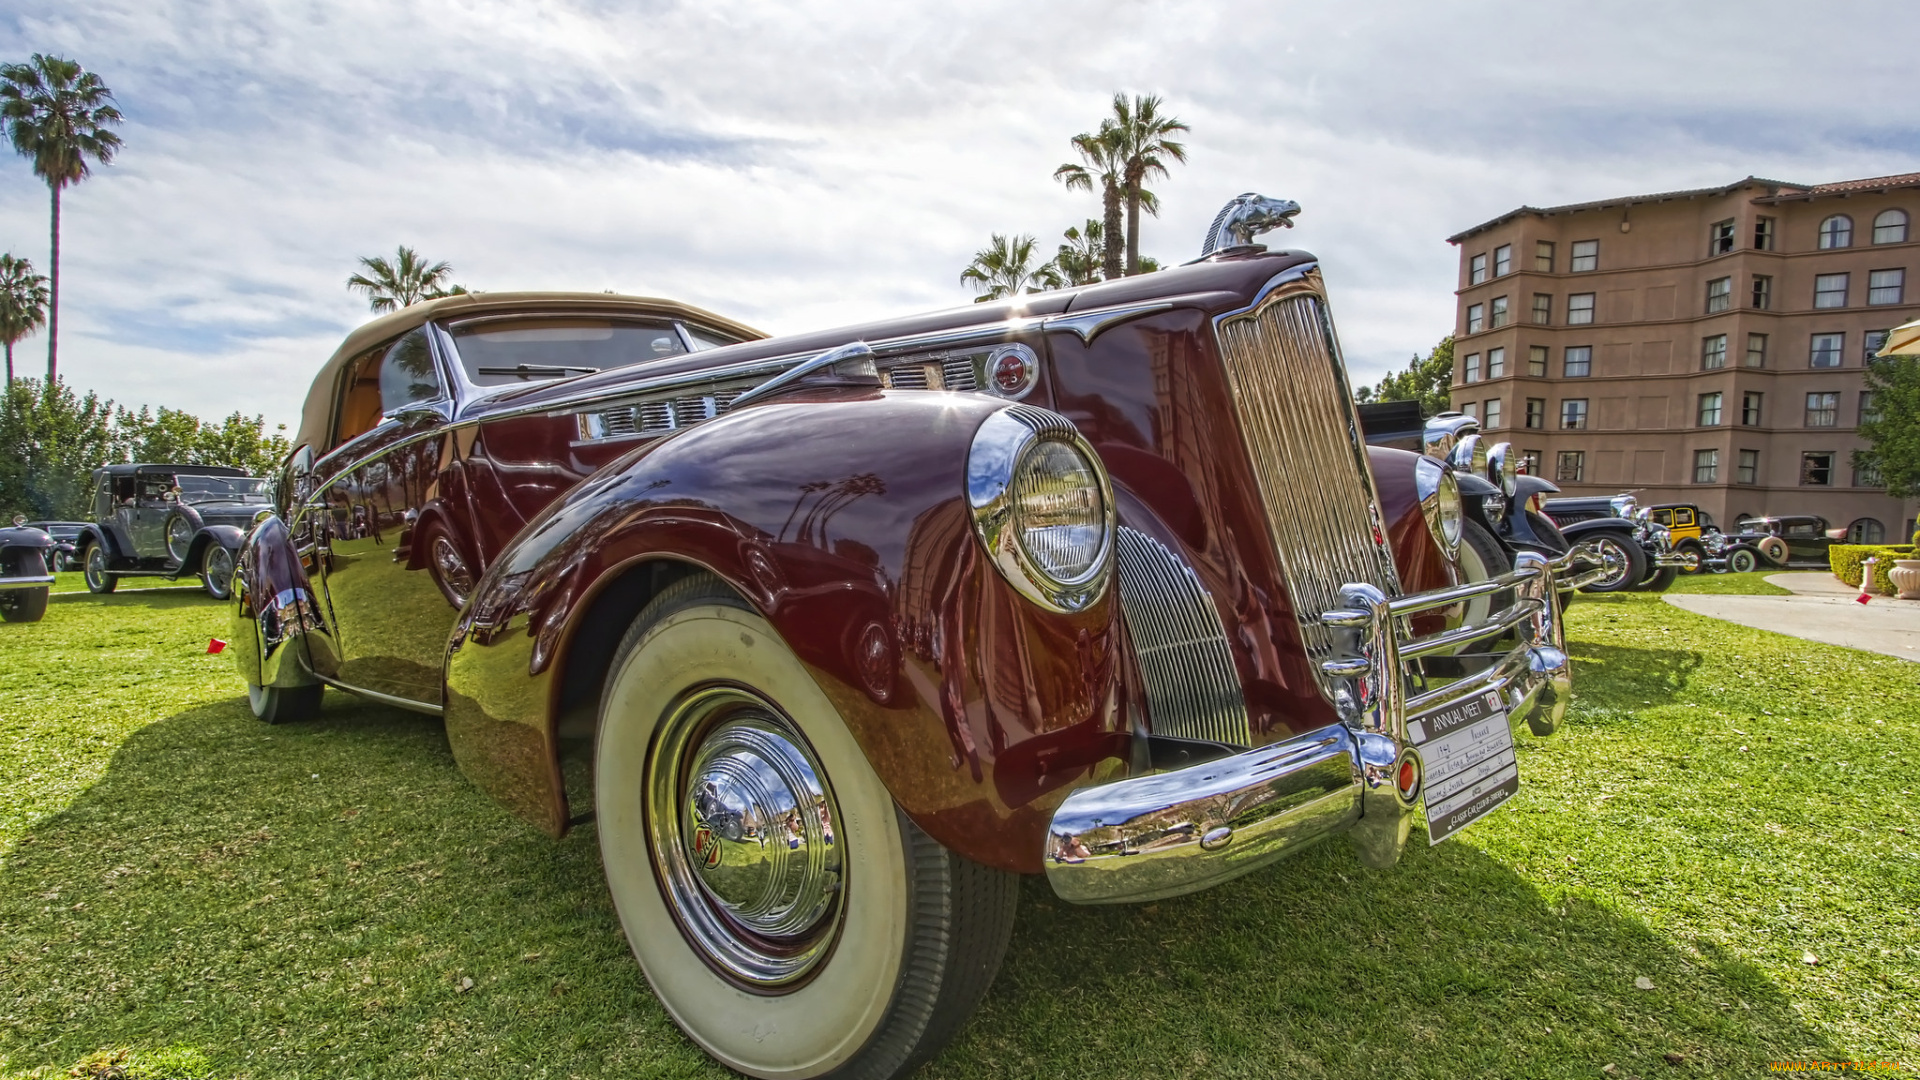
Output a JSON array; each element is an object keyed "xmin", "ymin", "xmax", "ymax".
[
  {"xmin": 1414, "ymin": 455, "xmax": 1463, "ymax": 561},
  {"xmin": 1485, "ymin": 441, "xmax": 1517, "ymax": 498},
  {"xmin": 968, "ymin": 406, "xmax": 1114, "ymax": 612}
]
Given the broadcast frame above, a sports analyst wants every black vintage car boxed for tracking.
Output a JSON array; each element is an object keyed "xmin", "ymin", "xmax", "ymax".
[
  {"xmin": 1728, "ymin": 515, "xmax": 1841, "ymax": 569},
  {"xmin": 1539, "ymin": 494, "xmax": 1689, "ymax": 593},
  {"xmin": 75, "ymin": 464, "xmax": 270, "ymax": 598},
  {"xmin": 24, "ymin": 520, "xmax": 87, "ymax": 571},
  {"xmin": 0, "ymin": 517, "xmax": 55, "ymax": 623}
]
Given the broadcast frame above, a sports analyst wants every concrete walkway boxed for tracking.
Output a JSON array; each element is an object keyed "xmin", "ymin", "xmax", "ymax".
[{"xmin": 1661, "ymin": 571, "xmax": 1920, "ymax": 662}]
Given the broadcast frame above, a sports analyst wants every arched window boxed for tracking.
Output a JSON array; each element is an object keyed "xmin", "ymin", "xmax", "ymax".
[
  {"xmin": 1818, "ymin": 215, "xmax": 1853, "ymax": 249},
  {"xmin": 1849, "ymin": 518, "xmax": 1885, "ymax": 543},
  {"xmin": 1873, "ymin": 209, "xmax": 1909, "ymax": 244}
]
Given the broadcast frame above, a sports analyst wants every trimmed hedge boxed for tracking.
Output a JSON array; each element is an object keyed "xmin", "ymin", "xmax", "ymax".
[{"xmin": 1830, "ymin": 544, "xmax": 1915, "ymax": 594}]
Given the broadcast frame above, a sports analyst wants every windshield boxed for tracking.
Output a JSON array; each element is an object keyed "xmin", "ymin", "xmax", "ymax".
[
  {"xmin": 447, "ymin": 317, "xmax": 693, "ymax": 386},
  {"xmin": 173, "ymin": 475, "xmax": 270, "ymax": 505}
]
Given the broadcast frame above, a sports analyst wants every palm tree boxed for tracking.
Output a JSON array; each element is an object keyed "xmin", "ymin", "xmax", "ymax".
[
  {"xmin": 346, "ymin": 245, "xmax": 467, "ymax": 313},
  {"xmin": 0, "ymin": 254, "xmax": 49, "ymax": 386},
  {"xmin": 960, "ymin": 234, "xmax": 1060, "ymax": 303},
  {"xmin": 1053, "ymin": 123, "xmax": 1126, "ymax": 281},
  {"xmin": 1051, "ymin": 220, "xmax": 1105, "ymax": 287},
  {"xmin": 1107, "ymin": 93, "xmax": 1189, "ymax": 276},
  {"xmin": 0, "ymin": 54, "xmax": 124, "ymax": 383}
]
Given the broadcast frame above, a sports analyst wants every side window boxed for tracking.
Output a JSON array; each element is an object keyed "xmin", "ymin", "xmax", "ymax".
[{"xmin": 333, "ymin": 329, "xmax": 444, "ymax": 447}]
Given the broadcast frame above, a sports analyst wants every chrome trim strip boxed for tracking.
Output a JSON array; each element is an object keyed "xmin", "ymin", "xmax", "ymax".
[
  {"xmin": 314, "ymin": 673, "xmax": 444, "ymax": 716},
  {"xmin": 1112, "ymin": 526, "xmax": 1251, "ymax": 746},
  {"xmin": 731, "ymin": 341, "xmax": 877, "ymax": 408},
  {"xmin": 1043, "ymin": 302, "xmax": 1174, "ymax": 344}
]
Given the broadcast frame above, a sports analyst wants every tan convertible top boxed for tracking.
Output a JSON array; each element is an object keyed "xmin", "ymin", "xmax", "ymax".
[{"xmin": 293, "ymin": 291, "xmax": 765, "ymax": 454}]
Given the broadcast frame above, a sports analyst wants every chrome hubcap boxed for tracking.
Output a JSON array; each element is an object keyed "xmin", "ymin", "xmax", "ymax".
[
  {"xmin": 167, "ymin": 518, "xmax": 192, "ymax": 562},
  {"xmin": 648, "ymin": 687, "xmax": 843, "ymax": 989},
  {"xmin": 1594, "ymin": 538, "xmax": 1631, "ymax": 587},
  {"xmin": 430, "ymin": 535, "xmax": 474, "ymax": 604},
  {"xmin": 86, "ymin": 547, "xmax": 104, "ymax": 586}
]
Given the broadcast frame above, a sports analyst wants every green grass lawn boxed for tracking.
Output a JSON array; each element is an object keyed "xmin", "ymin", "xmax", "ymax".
[{"xmin": 2, "ymin": 570, "xmax": 1914, "ymax": 1078}]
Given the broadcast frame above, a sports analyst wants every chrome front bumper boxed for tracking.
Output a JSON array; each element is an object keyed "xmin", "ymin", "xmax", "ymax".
[
  {"xmin": 0, "ymin": 573, "xmax": 55, "ymax": 592},
  {"xmin": 1045, "ymin": 551, "xmax": 1570, "ymax": 905}
]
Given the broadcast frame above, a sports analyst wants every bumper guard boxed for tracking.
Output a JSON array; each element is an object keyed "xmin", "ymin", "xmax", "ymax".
[{"xmin": 1045, "ymin": 551, "xmax": 1569, "ymax": 904}]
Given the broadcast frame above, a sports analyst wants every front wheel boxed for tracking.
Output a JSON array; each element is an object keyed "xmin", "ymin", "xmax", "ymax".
[
  {"xmin": 83, "ymin": 543, "xmax": 118, "ymax": 594},
  {"xmin": 247, "ymin": 683, "xmax": 323, "ymax": 724},
  {"xmin": 1728, "ymin": 548, "xmax": 1759, "ymax": 574},
  {"xmin": 1, "ymin": 550, "xmax": 49, "ymax": 623},
  {"xmin": 596, "ymin": 573, "xmax": 1018, "ymax": 1080},
  {"xmin": 1633, "ymin": 565, "xmax": 1679, "ymax": 592},
  {"xmin": 1673, "ymin": 542, "xmax": 1706, "ymax": 574},
  {"xmin": 1578, "ymin": 532, "xmax": 1648, "ymax": 594},
  {"xmin": 202, "ymin": 544, "xmax": 236, "ymax": 600}
]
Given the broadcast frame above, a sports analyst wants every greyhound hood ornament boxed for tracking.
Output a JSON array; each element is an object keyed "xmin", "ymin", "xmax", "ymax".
[{"xmin": 1199, "ymin": 193, "xmax": 1302, "ymax": 258}]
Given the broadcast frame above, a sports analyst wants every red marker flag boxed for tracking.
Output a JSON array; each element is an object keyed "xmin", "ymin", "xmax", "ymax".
[{"xmin": 206, "ymin": 638, "xmax": 227, "ymax": 654}]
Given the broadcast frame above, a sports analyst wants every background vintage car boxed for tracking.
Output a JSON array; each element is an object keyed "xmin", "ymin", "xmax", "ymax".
[
  {"xmin": 0, "ymin": 519, "xmax": 55, "ymax": 623},
  {"xmin": 231, "ymin": 220, "xmax": 1574, "ymax": 1079},
  {"xmin": 74, "ymin": 464, "xmax": 268, "ymax": 599}
]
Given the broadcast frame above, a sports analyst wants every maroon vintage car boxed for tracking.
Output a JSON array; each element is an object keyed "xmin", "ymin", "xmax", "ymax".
[{"xmin": 230, "ymin": 195, "xmax": 1580, "ymax": 1080}]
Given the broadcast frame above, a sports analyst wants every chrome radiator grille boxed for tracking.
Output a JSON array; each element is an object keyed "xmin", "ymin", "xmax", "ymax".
[
  {"xmin": 1113, "ymin": 526, "xmax": 1251, "ymax": 746},
  {"xmin": 1213, "ymin": 288, "xmax": 1401, "ymax": 688}
]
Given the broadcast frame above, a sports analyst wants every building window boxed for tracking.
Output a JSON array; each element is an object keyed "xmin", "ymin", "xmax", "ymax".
[
  {"xmin": 1753, "ymin": 216, "xmax": 1776, "ymax": 250},
  {"xmin": 1487, "ymin": 347, "xmax": 1506, "ymax": 377},
  {"xmin": 1522, "ymin": 449, "xmax": 1544, "ymax": 475},
  {"xmin": 1490, "ymin": 295, "xmax": 1509, "ymax": 328},
  {"xmin": 1494, "ymin": 244, "xmax": 1512, "ymax": 277},
  {"xmin": 1464, "ymin": 352, "xmax": 1482, "ymax": 383},
  {"xmin": 1751, "ymin": 274, "xmax": 1772, "ymax": 309},
  {"xmin": 1469, "ymin": 253, "xmax": 1488, "ymax": 285},
  {"xmin": 1869, "ymin": 268, "xmax": 1905, "ymax": 306},
  {"xmin": 1567, "ymin": 293, "xmax": 1595, "ymax": 324},
  {"xmin": 1742, "ymin": 391, "xmax": 1763, "ymax": 426},
  {"xmin": 1466, "ymin": 303, "xmax": 1484, "ymax": 334},
  {"xmin": 1570, "ymin": 239, "xmax": 1599, "ymax": 272},
  {"xmin": 1855, "ymin": 462, "xmax": 1884, "ymax": 490},
  {"xmin": 1530, "ymin": 293, "xmax": 1552, "ymax": 324},
  {"xmin": 1461, "ymin": 401, "xmax": 1478, "ymax": 420},
  {"xmin": 1483, "ymin": 398, "xmax": 1502, "ymax": 428},
  {"xmin": 1873, "ymin": 209, "xmax": 1909, "ymax": 244},
  {"xmin": 1560, "ymin": 399, "xmax": 1588, "ymax": 429},
  {"xmin": 1528, "ymin": 345, "xmax": 1549, "ymax": 376},
  {"xmin": 1698, "ymin": 391, "xmax": 1723, "ymax": 426},
  {"xmin": 1525, "ymin": 397, "xmax": 1546, "ymax": 429},
  {"xmin": 1693, "ymin": 449, "xmax": 1719, "ymax": 483},
  {"xmin": 1705, "ymin": 276, "xmax": 1732, "ymax": 313},
  {"xmin": 1556, "ymin": 450, "xmax": 1585, "ymax": 482},
  {"xmin": 1801, "ymin": 452, "xmax": 1834, "ymax": 486},
  {"xmin": 1861, "ymin": 390, "xmax": 1880, "ymax": 424},
  {"xmin": 1709, "ymin": 219, "xmax": 1736, "ymax": 255},
  {"xmin": 1564, "ymin": 345, "xmax": 1592, "ymax": 377},
  {"xmin": 1819, "ymin": 215, "xmax": 1853, "ymax": 249},
  {"xmin": 1745, "ymin": 332, "xmax": 1768, "ymax": 367},
  {"xmin": 1814, "ymin": 273, "xmax": 1850, "ymax": 309},
  {"xmin": 1736, "ymin": 449, "xmax": 1759, "ymax": 484},
  {"xmin": 1534, "ymin": 241, "xmax": 1555, "ymax": 272},
  {"xmin": 1805, "ymin": 392, "xmax": 1838, "ymax": 427},
  {"xmin": 1866, "ymin": 329, "xmax": 1892, "ymax": 361},
  {"xmin": 1701, "ymin": 334, "xmax": 1728, "ymax": 370},
  {"xmin": 1850, "ymin": 518, "xmax": 1886, "ymax": 544},
  {"xmin": 1810, "ymin": 333, "xmax": 1844, "ymax": 368}
]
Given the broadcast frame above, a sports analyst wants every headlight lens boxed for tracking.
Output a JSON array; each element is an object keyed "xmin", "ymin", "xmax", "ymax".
[
  {"xmin": 1011, "ymin": 440, "xmax": 1106, "ymax": 583},
  {"xmin": 968, "ymin": 406, "xmax": 1115, "ymax": 612}
]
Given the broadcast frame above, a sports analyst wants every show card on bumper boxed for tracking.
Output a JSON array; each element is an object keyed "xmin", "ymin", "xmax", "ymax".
[{"xmin": 1407, "ymin": 689, "xmax": 1519, "ymax": 844}]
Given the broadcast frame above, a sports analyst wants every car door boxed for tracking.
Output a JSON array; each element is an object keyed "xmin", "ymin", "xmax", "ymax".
[
  {"xmin": 132, "ymin": 472, "xmax": 175, "ymax": 558},
  {"xmin": 311, "ymin": 328, "xmax": 463, "ymax": 705},
  {"xmin": 1670, "ymin": 506, "xmax": 1697, "ymax": 542}
]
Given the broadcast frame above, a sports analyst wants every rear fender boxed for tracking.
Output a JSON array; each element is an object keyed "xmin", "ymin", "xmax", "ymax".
[
  {"xmin": 445, "ymin": 389, "xmax": 1129, "ymax": 872},
  {"xmin": 180, "ymin": 525, "xmax": 244, "ymax": 578},
  {"xmin": 77, "ymin": 524, "xmax": 126, "ymax": 562}
]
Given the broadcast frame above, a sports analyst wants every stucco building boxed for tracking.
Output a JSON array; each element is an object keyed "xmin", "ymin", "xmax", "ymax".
[{"xmin": 1447, "ymin": 173, "xmax": 1918, "ymax": 543}]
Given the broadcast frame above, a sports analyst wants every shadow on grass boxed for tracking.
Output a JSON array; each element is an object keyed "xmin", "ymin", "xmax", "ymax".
[{"xmin": 2, "ymin": 691, "xmax": 1835, "ymax": 1079}]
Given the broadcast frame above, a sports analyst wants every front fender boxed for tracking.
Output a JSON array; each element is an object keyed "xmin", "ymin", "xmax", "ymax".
[
  {"xmin": 1557, "ymin": 516, "xmax": 1639, "ymax": 542},
  {"xmin": 446, "ymin": 389, "xmax": 1129, "ymax": 872},
  {"xmin": 229, "ymin": 514, "xmax": 328, "ymax": 689},
  {"xmin": 1366, "ymin": 445, "xmax": 1456, "ymax": 635},
  {"xmin": 180, "ymin": 524, "xmax": 245, "ymax": 577}
]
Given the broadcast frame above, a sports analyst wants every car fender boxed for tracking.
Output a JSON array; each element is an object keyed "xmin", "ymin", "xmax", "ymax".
[
  {"xmin": 1556, "ymin": 516, "xmax": 1640, "ymax": 542},
  {"xmin": 444, "ymin": 389, "xmax": 1128, "ymax": 873},
  {"xmin": 76, "ymin": 523, "xmax": 127, "ymax": 562},
  {"xmin": 179, "ymin": 524, "xmax": 244, "ymax": 576},
  {"xmin": 0, "ymin": 526, "xmax": 54, "ymax": 554},
  {"xmin": 229, "ymin": 514, "xmax": 329, "ymax": 691},
  {"xmin": 1366, "ymin": 445, "xmax": 1457, "ymax": 636}
]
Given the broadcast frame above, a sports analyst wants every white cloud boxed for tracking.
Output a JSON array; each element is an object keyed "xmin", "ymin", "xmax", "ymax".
[{"xmin": 2, "ymin": 0, "xmax": 1917, "ymax": 429}]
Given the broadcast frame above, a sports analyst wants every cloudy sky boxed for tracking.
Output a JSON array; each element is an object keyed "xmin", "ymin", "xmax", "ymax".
[{"xmin": 3, "ymin": 0, "xmax": 1918, "ymax": 432}]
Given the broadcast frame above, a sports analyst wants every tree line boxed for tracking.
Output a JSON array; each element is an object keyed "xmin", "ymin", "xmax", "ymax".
[
  {"xmin": 960, "ymin": 94, "xmax": 1188, "ymax": 302},
  {"xmin": 0, "ymin": 378, "xmax": 290, "ymax": 519}
]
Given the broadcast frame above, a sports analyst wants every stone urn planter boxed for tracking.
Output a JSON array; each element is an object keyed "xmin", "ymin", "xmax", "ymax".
[{"xmin": 1890, "ymin": 559, "xmax": 1920, "ymax": 600}]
